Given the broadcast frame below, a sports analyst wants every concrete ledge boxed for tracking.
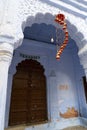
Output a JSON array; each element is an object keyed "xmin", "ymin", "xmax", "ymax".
[
  {"xmin": 5, "ymin": 117, "xmax": 87, "ymax": 130},
  {"xmin": 5, "ymin": 125, "xmax": 25, "ymax": 130},
  {"xmin": 79, "ymin": 117, "xmax": 87, "ymax": 128}
]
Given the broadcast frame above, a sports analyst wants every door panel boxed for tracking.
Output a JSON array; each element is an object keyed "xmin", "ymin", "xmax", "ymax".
[
  {"xmin": 9, "ymin": 72, "xmax": 28, "ymax": 125},
  {"xmin": 9, "ymin": 59, "xmax": 48, "ymax": 126}
]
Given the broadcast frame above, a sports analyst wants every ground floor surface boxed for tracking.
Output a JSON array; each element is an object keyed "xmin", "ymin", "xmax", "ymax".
[{"xmin": 5, "ymin": 126, "xmax": 87, "ymax": 130}]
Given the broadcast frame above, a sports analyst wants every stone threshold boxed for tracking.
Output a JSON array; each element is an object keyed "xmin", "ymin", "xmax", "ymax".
[{"xmin": 63, "ymin": 125, "xmax": 87, "ymax": 130}]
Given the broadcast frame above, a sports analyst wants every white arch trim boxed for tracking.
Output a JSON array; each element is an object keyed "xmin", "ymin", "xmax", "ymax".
[{"xmin": 1, "ymin": 0, "xmax": 87, "ymax": 73}]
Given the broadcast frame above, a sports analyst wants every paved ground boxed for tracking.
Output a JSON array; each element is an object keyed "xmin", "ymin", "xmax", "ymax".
[
  {"xmin": 5, "ymin": 125, "xmax": 87, "ymax": 130},
  {"xmin": 63, "ymin": 126, "xmax": 87, "ymax": 130}
]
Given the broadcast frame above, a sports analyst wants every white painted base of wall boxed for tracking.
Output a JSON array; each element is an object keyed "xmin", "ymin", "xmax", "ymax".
[
  {"xmin": 25, "ymin": 117, "xmax": 87, "ymax": 130},
  {"xmin": 5, "ymin": 117, "xmax": 87, "ymax": 130},
  {"xmin": 79, "ymin": 117, "xmax": 87, "ymax": 128}
]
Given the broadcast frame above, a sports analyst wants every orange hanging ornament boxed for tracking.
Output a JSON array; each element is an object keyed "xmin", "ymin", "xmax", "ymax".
[{"xmin": 55, "ymin": 13, "xmax": 68, "ymax": 60}]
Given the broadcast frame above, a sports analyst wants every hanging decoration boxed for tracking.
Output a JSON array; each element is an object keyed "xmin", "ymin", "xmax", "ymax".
[{"xmin": 55, "ymin": 13, "xmax": 68, "ymax": 60}]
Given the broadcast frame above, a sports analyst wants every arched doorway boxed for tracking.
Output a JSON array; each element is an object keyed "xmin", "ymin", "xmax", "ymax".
[{"xmin": 9, "ymin": 59, "xmax": 48, "ymax": 126}]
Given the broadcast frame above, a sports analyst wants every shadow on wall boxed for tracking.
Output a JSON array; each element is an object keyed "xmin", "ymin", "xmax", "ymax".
[
  {"xmin": 39, "ymin": 0, "xmax": 87, "ymax": 19},
  {"xmin": 23, "ymin": 12, "xmax": 84, "ymax": 48}
]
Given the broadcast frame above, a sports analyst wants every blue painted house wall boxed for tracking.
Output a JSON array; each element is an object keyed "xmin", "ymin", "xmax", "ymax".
[{"xmin": 5, "ymin": 38, "xmax": 87, "ymax": 129}]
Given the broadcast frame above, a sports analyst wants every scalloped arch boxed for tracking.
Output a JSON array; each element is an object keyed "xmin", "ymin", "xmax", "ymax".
[
  {"xmin": 22, "ymin": 12, "xmax": 84, "ymax": 51},
  {"xmin": 20, "ymin": 12, "xmax": 87, "ymax": 73},
  {"xmin": 16, "ymin": 59, "xmax": 45, "ymax": 73}
]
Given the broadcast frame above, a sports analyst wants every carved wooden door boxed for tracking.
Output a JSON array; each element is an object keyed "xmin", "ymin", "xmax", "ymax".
[
  {"xmin": 27, "ymin": 69, "xmax": 47, "ymax": 123},
  {"xmin": 9, "ymin": 71, "xmax": 28, "ymax": 125},
  {"xmin": 9, "ymin": 59, "xmax": 47, "ymax": 126}
]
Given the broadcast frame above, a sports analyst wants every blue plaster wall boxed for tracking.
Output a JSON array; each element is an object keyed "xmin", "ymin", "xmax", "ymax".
[{"xmin": 5, "ymin": 38, "xmax": 87, "ymax": 129}]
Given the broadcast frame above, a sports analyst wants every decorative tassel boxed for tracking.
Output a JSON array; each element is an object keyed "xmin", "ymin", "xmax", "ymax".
[{"xmin": 55, "ymin": 14, "xmax": 68, "ymax": 60}]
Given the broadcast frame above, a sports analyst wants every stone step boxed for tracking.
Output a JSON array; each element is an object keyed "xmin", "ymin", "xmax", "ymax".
[
  {"xmin": 5, "ymin": 125, "xmax": 87, "ymax": 130},
  {"xmin": 63, "ymin": 126, "xmax": 87, "ymax": 130},
  {"xmin": 5, "ymin": 125, "xmax": 25, "ymax": 130}
]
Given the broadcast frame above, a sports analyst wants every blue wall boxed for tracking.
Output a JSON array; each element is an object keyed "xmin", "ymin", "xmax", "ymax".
[{"xmin": 5, "ymin": 38, "xmax": 87, "ymax": 128}]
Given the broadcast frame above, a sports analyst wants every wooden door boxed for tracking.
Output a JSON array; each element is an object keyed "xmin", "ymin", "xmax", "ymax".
[
  {"xmin": 27, "ymin": 68, "xmax": 47, "ymax": 123},
  {"xmin": 9, "ymin": 59, "xmax": 48, "ymax": 126},
  {"xmin": 9, "ymin": 71, "xmax": 28, "ymax": 126}
]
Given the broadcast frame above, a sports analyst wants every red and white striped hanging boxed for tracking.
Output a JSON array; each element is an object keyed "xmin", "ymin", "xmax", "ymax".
[{"xmin": 55, "ymin": 13, "xmax": 68, "ymax": 60}]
